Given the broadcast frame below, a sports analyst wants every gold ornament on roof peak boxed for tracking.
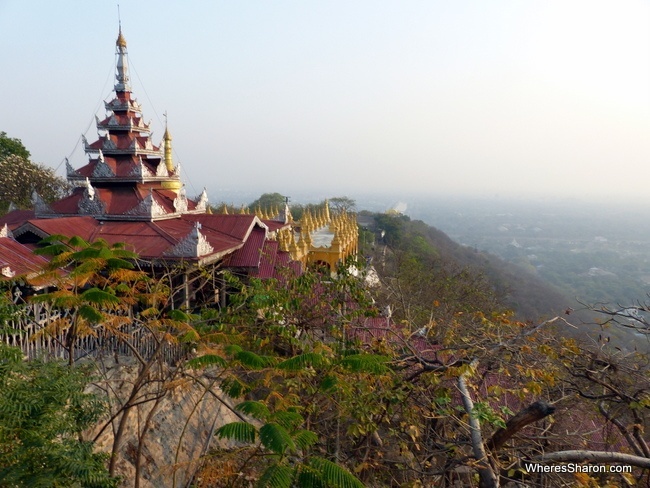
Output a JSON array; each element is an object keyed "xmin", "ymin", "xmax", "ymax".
[{"xmin": 116, "ymin": 28, "xmax": 127, "ymax": 49}]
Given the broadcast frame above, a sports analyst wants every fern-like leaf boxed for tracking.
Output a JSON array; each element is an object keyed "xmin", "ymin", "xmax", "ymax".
[
  {"xmin": 235, "ymin": 350, "xmax": 275, "ymax": 369},
  {"xmin": 319, "ymin": 375, "xmax": 338, "ymax": 392},
  {"xmin": 272, "ymin": 410, "xmax": 303, "ymax": 431},
  {"xmin": 187, "ymin": 354, "xmax": 227, "ymax": 369},
  {"xmin": 224, "ymin": 344, "xmax": 243, "ymax": 355},
  {"xmin": 277, "ymin": 353, "xmax": 329, "ymax": 371},
  {"xmin": 220, "ymin": 376, "xmax": 249, "ymax": 398},
  {"xmin": 67, "ymin": 235, "xmax": 91, "ymax": 248},
  {"xmin": 77, "ymin": 304, "xmax": 104, "ymax": 324},
  {"xmin": 293, "ymin": 429, "xmax": 319, "ymax": 451},
  {"xmin": 167, "ymin": 309, "xmax": 198, "ymax": 322},
  {"xmin": 80, "ymin": 288, "xmax": 120, "ymax": 305},
  {"xmin": 308, "ymin": 457, "xmax": 364, "ymax": 488},
  {"xmin": 106, "ymin": 257, "xmax": 134, "ymax": 269},
  {"xmin": 215, "ymin": 421, "xmax": 257, "ymax": 443},
  {"xmin": 295, "ymin": 465, "xmax": 324, "ymax": 488},
  {"xmin": 259, "ymin": 422, "xmax": 296, "ymax": 455},
  {"xmin": 338, "ymin": 354, "xmax": 390, "ymax": 374},
  {"xmin": 257, "ymin": 464, "xmax": 293, "ymax": 488},
  {"xmin": 235, "ymin": 401, "xmax": 271, "ymax": 421},
  {"xmin": 33, "ymin": 242, "xmax": 69, "ymax": 257}
]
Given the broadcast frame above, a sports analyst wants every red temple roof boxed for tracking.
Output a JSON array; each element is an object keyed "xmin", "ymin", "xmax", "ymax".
[{"xmin": 0, "ymin": 236, "xmax": 51, "ymax": 280}]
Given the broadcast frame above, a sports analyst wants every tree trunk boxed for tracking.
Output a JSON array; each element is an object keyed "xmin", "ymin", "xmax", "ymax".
[{"xmin": 458, "ymin": 368, "xmax": 499, "ymax": 488}]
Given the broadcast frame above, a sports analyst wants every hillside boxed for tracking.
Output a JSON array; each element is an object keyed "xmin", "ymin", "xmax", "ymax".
[{"xmin": 359, "ymin": 210, "xmax": 572, "ymax": 322}]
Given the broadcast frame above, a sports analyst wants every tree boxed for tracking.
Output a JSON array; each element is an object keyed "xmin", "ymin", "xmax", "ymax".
[
  {"xmin": 0, "ymin": 131, "xmax": 30, "ymax": 160},
  {"xmin": 0, "ymin": 154, "xmax": 69, "ymax": 213},
  {"xmin": 248, "ymin": 193, "xmax": 288, "ymax": 212},
  {"xmin": 32, "ymin": 236, "xmax": 202, "ymax": 482},
  {"xmin": 0, "ymin": 343, "xmax": 117, "ymax": 487},
  {"xmin": 32, "ymin": 235, "xmax": 144, "ymax": 365},
  {"xmin": 189, "ymin": 265, "xmax": 378, "ymax": 486},
  {"xmin": 329, "ymin": 196, "xmax": 356, "ymax": 213}
]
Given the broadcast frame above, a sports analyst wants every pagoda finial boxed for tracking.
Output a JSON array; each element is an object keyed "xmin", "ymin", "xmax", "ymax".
[
  {"xmin": 114, "ymin": 23, "xmax": 131, "ymax": 92},
  {"xmin": 163, "ymin": 112, "xmax": 174, "ymax": 173},
  {"xmin": 116, "ymin": 28, "xmax": 127, "ymax": 49},
  {"xmin": 116, "ymin": 5, "xmax": 126, "ymax": 48}
]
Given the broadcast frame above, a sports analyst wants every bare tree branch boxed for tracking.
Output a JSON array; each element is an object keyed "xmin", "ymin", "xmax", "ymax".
[
  {"xmin": 487, "ymin": 401, "xmax": 555, "ymax": 452},
  {"xmin": 534, "ymin": 450, "xmax": 650, "ymax": 468}
]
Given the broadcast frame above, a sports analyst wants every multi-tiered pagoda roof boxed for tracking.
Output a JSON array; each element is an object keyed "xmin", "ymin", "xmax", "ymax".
[
  {"xmin": 1, "ymin": 28, "xmax": 295, "ymax": 278},
  {"xmin": 33, "ymin": 28, "xmax": 207, "ymax": 222}
]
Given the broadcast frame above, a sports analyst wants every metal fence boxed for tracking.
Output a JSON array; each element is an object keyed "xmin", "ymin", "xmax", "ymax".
[{"xmin": 1, "ymin": 301, "xmax": 186, "ymax": 364}]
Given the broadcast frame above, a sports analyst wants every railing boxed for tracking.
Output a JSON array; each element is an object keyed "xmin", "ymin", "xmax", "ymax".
[{"xmin": 1, "ymin": 302, "xmax": 186, "ymax": 364}]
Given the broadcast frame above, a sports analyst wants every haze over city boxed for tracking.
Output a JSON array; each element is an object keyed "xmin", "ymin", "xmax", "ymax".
[{"xmin": 1, "ymin": 1, "xmax": 648, "ymax": 204}]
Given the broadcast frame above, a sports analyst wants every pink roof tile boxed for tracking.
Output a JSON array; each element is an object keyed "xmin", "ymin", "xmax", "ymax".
[
  {"xmin": 0, "ymin": 237, "xmax": 50, "ymax": 279},
  {"xmin": 227, "ymin": 227, "xmax": 267, "ymax": 267},
  {"xmin": 0, "ymin": 210, "xmax": 36, "ymax": 229}
]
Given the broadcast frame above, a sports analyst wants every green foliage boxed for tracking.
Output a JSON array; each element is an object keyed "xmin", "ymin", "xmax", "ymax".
[
  {"xmin": 216, "ymin": 421, "xmax": 258, "ymax": 444},
  {"xmin": 0, "ymin": 153, "xmax": 69, "ymax": 214},
  {"xmin": 259, "ymin": 423, "xmax": 296, "ymax": 454},
  {"xmin": 306, "ymin": 457, "xmax": 365, "ymax": 488},
  {"xmin": 200, "ymin": 244, "xmax": 584, "ymax": 485},
  {"xmin": 277, "ymin": 352, "xmax": 331, "ymax": 371},
  {"xmin": 216, "ymin": 401, "xmax": 364, "ymax": 488},
  {"xmin": 234, "ymin": 350, "xmax": 276, "ymax": 369},
  {"xmin": 235, "ymin": 400, "xmax": 271, "ymax": 421},
  {"xmin": 249, "ymin": 192, "xmax": 287, "ymax": 212},
  {"xmin": 187, "ymin": 353, "xmax": 228, "ymax": 369},
  {"xmin": 371, "ymin": 216, "xmax": 502, "ymax": 333},
  {"xmin": 258, "ymin": 464, "xmax": 293, "ymax": 488},
  {"xmin": 0, "ymin": 131, "xmax": 30, "ymax": 160},
  {"xmin": 0, "ymin": 343, "xmax": 117, "ymax": 487},
  {"xmin": 374, "ymin": 212, "xmax": 409, "ymax": 247},
  {"xmin": 338, "ymin": 353, "xmax": 390, "ymax": 374},
  {"xmin": 329, "ymin": 196, "xmax": 356, "ymax": 213},
  {"xmin": 30, "ymin": 236, "xmax": 174, "ymax": 364}
]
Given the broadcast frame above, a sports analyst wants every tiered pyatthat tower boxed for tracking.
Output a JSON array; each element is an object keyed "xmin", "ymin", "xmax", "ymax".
[{"xmin": 34, "ymin": 28, "xmax": 207, "ymax": 221}]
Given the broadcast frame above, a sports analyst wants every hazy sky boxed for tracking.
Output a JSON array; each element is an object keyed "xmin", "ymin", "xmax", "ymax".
[{"xmin": 1, "ymin": 1, "xmax": 648, "ymax": 204}]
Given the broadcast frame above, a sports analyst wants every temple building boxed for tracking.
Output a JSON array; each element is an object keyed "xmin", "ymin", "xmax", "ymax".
[
  {"xmin": 0, "ymin": 28, "xmax": 357, "ymax": 307},
  {"xmin": 266, "ymin": 204, "xmax": 359, "ymax": 271}
]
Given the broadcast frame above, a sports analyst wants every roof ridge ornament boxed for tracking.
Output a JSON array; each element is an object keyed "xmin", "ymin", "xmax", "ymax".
[
  {"xmin": 155, "ymin": 160, "xmax": 169, "ymax": 177},
  {"xmin": 1, "ymin": 266, "xmax": 15, "ymax": 278},
  {"xmin": 66, "ymin": 158, "xmax": 81, "ymax": 178},
  {"xmin": 164, "ymin": 221, "xmax": 214, "ymax": 258},
  {"xmin": 92, "ymin": 150, "xmax": 116, "ymax": 178},
  {"xmin": 78, "ymin": 178, "xmax": 106, "ymax": 216},
  {"xmin": 129, "ymin": 157, "xmax": 154, "ymax": 178},
  {"xmin": 173, "ymin": 187, "xmax": 188, "ymax": 213},
  {"xmin": 0, "ymin": 223, "xmax": 13, "ymax": 239},
  {"xmin": 31, "ymin": 190, "xmax": 55, "ymax": 217},
  {"xmin": 125, "ymin": 189, "xmax": 167, "ymax": 219},
  {"xmin": 195, "ymin": 188, "xmax": 208, "ymax": 212}
]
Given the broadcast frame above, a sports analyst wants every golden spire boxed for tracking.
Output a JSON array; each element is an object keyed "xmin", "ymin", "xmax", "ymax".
[
  {"xmin": 278, "ymin": 229, "xmax": 288, "ymax": 251},
  {"xmin": 289, "ymin": 232, "xmax": 300, "ymax": 260},
  {"xmin": 116, "ymin": 27, "xmax": 127, "ymax": 49},
  {"xmin": 304, "ymin": 228, "xmax": 313, "ymax": 248},
  {"xmin": 331, "ymin": 230, "xmax": 341, "ymax": 252},
  {"xmin": 159, "ymin": 113, "xmax": 183, "ymax": 193},
  {"xmin": 324, "ymin": 199, "xmax": 331, "ymax": 222},
  {"xmin": 116, "ymin": 6, "xmax": 127, "ymax": 49},
  {"xmin": 163, "ymin": 113, "xmax": 174, "ymax": 172}
]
